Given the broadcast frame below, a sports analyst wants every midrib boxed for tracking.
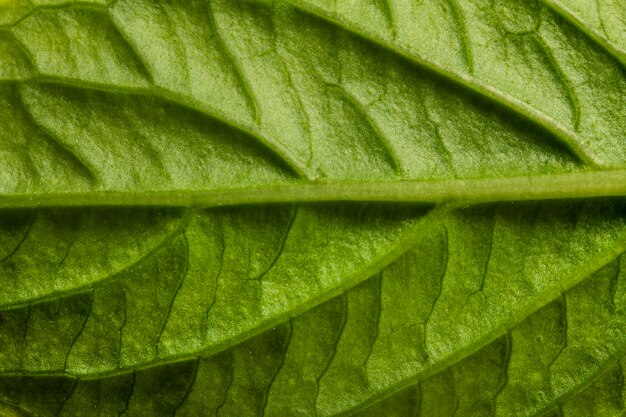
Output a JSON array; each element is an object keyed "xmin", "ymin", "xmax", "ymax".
[{"xmin": 3, "ymin": 170, "xmax": 625, "ymax": 208}]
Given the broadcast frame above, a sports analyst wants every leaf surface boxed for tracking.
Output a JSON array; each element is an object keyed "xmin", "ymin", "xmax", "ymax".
[
  {"xmin": 0, "ymin": 203, "xmax": 438, "ymax": 376},
  {"xmin": 0, "ymin": 0, "xmax": 624, "ymax": 416},
  {"xmin": 1, "ymin": 205, "xmax": 625, "ymax": 416},
  {"xmin": 0, "ymin": 0, "xmax": 623, "ymax": 203},
  {"xmin": 543, "ymin": 0, "xmax": 626, "ymax": 65}
]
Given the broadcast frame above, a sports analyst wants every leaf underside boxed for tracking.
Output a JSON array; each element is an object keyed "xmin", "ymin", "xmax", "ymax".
[{"xmin": 0, "ymin": 0, "xmax": 624, "ymax": 416}]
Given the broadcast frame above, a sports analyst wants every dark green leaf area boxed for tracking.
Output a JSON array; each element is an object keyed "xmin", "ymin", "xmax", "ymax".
[
  {"xmin": 0, "ymin": 207, "xmax": 186, "ymax": 308},
  {"xmin": 0, "ymin": 203, "xmax": 433, "ymax": 376},
  {"xmin": 355, "ymin": 257, "xmax": 626, "ymax": 417},
  {"xmin": 1, "ymin": 200, "xmax": 625, "ymax": 417},
  {"xmin": 2, "ymin": 252, "xmax": 626, "ymax": 417}
]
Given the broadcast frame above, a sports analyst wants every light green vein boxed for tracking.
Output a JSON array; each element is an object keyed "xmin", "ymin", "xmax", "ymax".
[
  {"xmin": 541, "ymin": 0, "xmax": 626, "ymax": 67},
  {"xmin": 0, "ymin": 171, "xmax": 624, "ymax": 209}
]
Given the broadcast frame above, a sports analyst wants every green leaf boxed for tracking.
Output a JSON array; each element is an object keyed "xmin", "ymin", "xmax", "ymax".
[
  {"xmin": 0, "ymin": 0, "xmax": 623, "ymax": 204},
  {"xmin": 354, "ymin": 255, "xmax": 626, "ymax": 417},
  {"xmin": 1, "ymin": 204, "xmax": 625, "ymax": 416},
  {"xmin": 0, "ymin": 203, "xmax": 439, "ymax": 375},
  {"xmin": 293, "ymin": 0, "xmax": 626, "ymax": 168},
  {"xmin": 0, "ymin": 0, "xmax": 624, "ymax": 415},
  {"xmin": 542, "ymin": 0, "xmax": 626, "ymax": 66}
]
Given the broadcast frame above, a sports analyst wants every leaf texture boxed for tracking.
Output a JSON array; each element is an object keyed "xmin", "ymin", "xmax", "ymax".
[
  {"xmin": 0, "ymin": 0, "xmax": 624, "ymax": 416},
  {"xmin": 0, "ymin": 203, "xmax": 438, "ymax": 376},
  {"xmin": 0, "ymin": 0, "xmax": 623, "ymax": 200},
  {"xmin": 0, "ymin": 207, "xmax": 625, "ymax": 416}
]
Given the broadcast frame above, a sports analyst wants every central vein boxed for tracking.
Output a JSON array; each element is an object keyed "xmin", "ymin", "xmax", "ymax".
[{"xmin": 2, "ymin": 171, "xmax": 625, "ymax": 208}]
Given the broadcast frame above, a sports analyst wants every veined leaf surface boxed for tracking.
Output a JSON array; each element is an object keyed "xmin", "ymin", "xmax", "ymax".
[
  {"xmin": 0, "ymin": 0, "xmax": 624, "ymax": 416},
  {"xmin": 1, "ymin": 206, "xmax": 625, "ymax": 416}
]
